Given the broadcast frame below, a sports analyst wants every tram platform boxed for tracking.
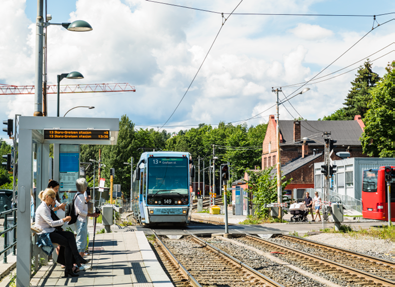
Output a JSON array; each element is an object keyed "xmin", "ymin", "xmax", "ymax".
[{"xmin": 30, "ymin": 230, "xmax": 172, "ymax": 287}]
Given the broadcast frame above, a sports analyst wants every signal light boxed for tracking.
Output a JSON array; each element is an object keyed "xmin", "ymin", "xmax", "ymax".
[
  {"xmin": 2, "ymin": 153, "xmax": 11, "ymax": 171},
  {"xmin": 110, "ymin": 168, "xmax": 115, "ymax": 176},
  {"xmin": 2, "ymin": 119, "xmax": 13, "ymax": 138},
  {"xmin": 329, "ymin": 139, "xmax": 337, "ymax": 152},
  {"xmin": 320, "ymin": 164, "xmax": 328, "ymax": 176},
  {"xmin": 384, "ymin": 166, "xmax": 392, "ymax": 182},
  {"xmin": 329, "ymin": 165, "xmax": 337, "ymax": 176},
  {"xmin": 221, "ymin": 164, "xmax": 229, "ymax": 181}
]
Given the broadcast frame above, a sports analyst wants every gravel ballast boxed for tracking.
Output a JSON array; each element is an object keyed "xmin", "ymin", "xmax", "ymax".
[{"xmin": 305, "ymin": 233, "xmax": 395, "ymax": 262}]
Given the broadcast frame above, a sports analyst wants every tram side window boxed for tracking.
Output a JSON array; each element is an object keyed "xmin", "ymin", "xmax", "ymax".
[{"xmin": 362, "ymin": 170, "xmax": 378, "ymax": 192}]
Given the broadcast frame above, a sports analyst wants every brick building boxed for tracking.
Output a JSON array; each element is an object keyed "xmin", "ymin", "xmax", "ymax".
[{"xmin": 261, "ymin": 115, "xmax": 366, "ymax": 199}]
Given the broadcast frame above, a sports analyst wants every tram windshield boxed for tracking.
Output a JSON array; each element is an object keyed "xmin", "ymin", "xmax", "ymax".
[
  {"xmin": 147, "ymin": 157, "xmax": 189, "ymax": 195},
  {"xmin": 362, "ymin": 170, "xmax": 378, "ymax": 193}
]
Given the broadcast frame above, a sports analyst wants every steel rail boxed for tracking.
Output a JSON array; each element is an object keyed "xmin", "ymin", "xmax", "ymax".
[
  {"xmin": 245, "ymin": 234, "xmax": 394, "ymax": 286},
  {"xmin": 190, "ymin": 235, "xmax": 284, "ymax": 287},
  {"xmin": 153, "ymin": 231, "xmax": 201, "ymax": 287},
  {"xmin": 282, "ymin": 234, "xmax": 395, "ymax": 268}
]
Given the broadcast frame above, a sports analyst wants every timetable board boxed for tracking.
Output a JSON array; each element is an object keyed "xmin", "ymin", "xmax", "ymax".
[{"xmin": 44, "ymin": 130, "xmax": 109, "ymax": 140}]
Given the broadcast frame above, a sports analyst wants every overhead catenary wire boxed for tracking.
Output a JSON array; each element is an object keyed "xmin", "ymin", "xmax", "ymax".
[
  {"xmin": 159, "ymin": 0, "xmax": 244, "ymax": 129},
  {"xmin": 145, "ymin": 1, "xmax": 394, "ymax": 18}
]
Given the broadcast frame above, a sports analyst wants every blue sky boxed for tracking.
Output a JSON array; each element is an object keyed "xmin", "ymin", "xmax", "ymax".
[{"xmin": 0, "ymin": 0, "xmax": 394, "ymax": 137}]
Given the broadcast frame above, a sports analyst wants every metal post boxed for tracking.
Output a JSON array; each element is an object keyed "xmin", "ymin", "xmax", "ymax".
[
  {"xmin": 13, "ymin": 203, "xmax": 16, "ymax": 255},
  {"xmin": 224, "ymin": 183, "xmax": 228, "ymax": 234},
  {"xmin": 203, "ymin": 160, "xmax": 205, "ymax": 198},
  {"xmin": 34, "ymin": 0, "xmax": 44, "ymax": 116},
  {"xmin": 209, "ymin": 159, "xmax": 212, "ymax": 206},
  {"xmin": 388, "ymin": 182, "xmax": 392, "ymax": 226},
  {"xmin": 42, "ymin": 2, "xmax": 48, "ymax": 116},
  {"xmin": 4, "ymin": 205, "xmax": 8, "ymax": 263},
  {"xmin": 57, "ymin": 75, "xmax": 60, "ymax": 117},
  {"xmin": 110, "ymin": 175, "xmax": 113, "ymax": 204},
  {"xmin": 212, "ymin": 145, "xmax": 216, "ymax": 204},
  {"xmin": 323, "ymin": 138, "xmax": 329, "ymax": 230},
  {"xmin": 130, "ymin": 157, "xmax": 133, "ymax": 212},
  {"xmin": 198, "ymin": 156, "xmax": 200, "ymax": 197},
  {"xmin": 12, "ymin": 115, "xmax": 18, "ymax": 203},
  {"xmin": 274, "ymin": 88, "xmax": 283, "ymax": 220},
  {"xmin": 92, "ymin": 162, "xmax": 96, "ymax": 206}
]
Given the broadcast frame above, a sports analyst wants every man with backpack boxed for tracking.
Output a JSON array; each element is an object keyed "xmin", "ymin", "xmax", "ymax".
[{"xmin": 74, "ymin": 178, "xmax": 99, "ymax": 259}]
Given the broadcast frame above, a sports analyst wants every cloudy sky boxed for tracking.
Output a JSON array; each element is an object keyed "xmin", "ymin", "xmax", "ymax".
[{"xmin": 0, "ymin": 0, "xmax": 394, "ymax": 136}]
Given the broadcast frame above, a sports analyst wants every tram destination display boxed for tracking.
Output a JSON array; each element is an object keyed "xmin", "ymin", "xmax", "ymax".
[{"xmin": 44, "ymin": 129, "xmax": 110, "ymax": 140}]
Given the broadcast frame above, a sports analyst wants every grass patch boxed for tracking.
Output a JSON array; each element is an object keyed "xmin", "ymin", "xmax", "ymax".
[
  {"xmin": 146, "ymin": 235, "xmax": 155, "ymax": 242},
  {"xmin": 119, "ymin": 220, "xmax": 133, "ymax": 227},
  {"xmin": 96, "ymin": 214, "xmax": 102, "ymax": 224},
  {"xmin": 197, "ymin": 209, "xmax": 209, "ymax": 213},
  {"xmin": 239, "ymin": 215, "xmax": 286, "ymax": 225},
  {"xmin": 97, "ymin": 228, "xmax": 106, "ymax": 234},
  {"xmin": 320, "ymin": 224, "xmax": 395, "ymax": 242}
]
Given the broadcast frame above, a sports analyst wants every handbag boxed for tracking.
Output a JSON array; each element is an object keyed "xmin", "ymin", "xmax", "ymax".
[{"xmin": 50, "ymin": 209, "xmax": 63, "ymax": 232}]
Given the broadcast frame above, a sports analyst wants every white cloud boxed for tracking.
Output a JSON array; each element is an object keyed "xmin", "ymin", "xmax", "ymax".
[
  {"xmin": 290, "ymin": 23, "xmax": 334, "ymax": 40},
  {"xmin": 0, "ymin": 0, "xmax": 394, "ymax": 130}
]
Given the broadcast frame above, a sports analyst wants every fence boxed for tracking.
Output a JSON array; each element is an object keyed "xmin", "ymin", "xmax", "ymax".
[{"xmin": 0, "ymin": 204, "xmax": 17, "ymax": 263}]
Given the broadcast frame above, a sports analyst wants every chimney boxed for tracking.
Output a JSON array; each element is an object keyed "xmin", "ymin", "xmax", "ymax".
[
  {"xmin": 293, "ymin": 120, "xmax": 301, "ymax": 142},
  {"xmin": 302, "ymin": 143, "xmax": 309, "ymax": 158}
]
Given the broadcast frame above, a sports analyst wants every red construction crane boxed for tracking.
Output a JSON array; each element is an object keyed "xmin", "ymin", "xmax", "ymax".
[{"xmin": 0, "ymin": 83, "xmax": 136, "ymax": 95}]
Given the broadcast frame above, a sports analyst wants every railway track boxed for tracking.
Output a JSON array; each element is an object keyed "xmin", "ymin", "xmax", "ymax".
[
  {"xmin": 237, "ymin": 234, "xmax": 394, "ymax": 287},
  {"xmin": 153, "ymin": 233, "xmax": 283, "ymax": 287},
  {"xmin": 273, "ymin": 235, "xmax": 395, "ymax": 280}
]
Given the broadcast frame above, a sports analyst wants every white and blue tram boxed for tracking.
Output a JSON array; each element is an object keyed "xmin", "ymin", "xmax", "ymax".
[{"xmin": 132, "ymin": 151, "xmax": 194, "ymax": 225}]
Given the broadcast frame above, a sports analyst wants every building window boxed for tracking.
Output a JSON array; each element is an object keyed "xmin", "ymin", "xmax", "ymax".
[
  {"xmin": 264, "ymin": 157, "xmax": 267, "ymax": 168},
  {"xmin": 269, "ymin": 142, "xmax": 271, "ymax": 153},
  {"xmin": 338, "ymin": 173, "xmax": 344, "ymax": 188},
  {"xmin": 345, "ymin": 171, "xmax": 353, "ymax": 187},
  {"xmin": 273, "ymin": 155, "xmax": 276, "ymax": 165},
  {"xmin": 315, "ymin": 175, "xmax": 322, "ymax": 188},
  {"xmin": 268, "ymin": 156, "xmax": 271, "ymax": 166}
]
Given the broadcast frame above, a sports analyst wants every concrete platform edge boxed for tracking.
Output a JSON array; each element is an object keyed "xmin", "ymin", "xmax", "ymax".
[{"xmin": 135, "ymin": 231, "xmax": 173, "ymax": 287}]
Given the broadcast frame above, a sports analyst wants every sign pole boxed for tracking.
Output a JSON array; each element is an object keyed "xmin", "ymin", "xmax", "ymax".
[
  {"xmin": 224, "ymin": 181, "xmax": 228, "ymax": 234},
  {"xmin": 388, "ymin": 181, "xmax": 392, "ymax": 227},
  {"xmin": 110, "ymin": 175, "xmax": 113, "ymax": 204}
]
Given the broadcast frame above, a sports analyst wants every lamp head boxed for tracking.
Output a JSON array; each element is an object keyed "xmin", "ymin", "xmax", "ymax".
[
  {"xmin": 66, "ymin": 71, "xmax": 84, "ymax": 79},
  {"xmin": 65, "ymin": 20, "xmax": 93, "ymax": 32},
  {"xmin": 88, "ymin": 106, "xmax": 95, "ymax": 109},
  {"xmin": 300, "ymin": 88, "xmax": 310, "ymax": 94}
]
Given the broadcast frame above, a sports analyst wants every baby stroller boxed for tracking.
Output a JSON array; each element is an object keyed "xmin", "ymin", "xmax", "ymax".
[{"xmin": 289, "ymin": 202, "xmax": 308, "ymax": 222}]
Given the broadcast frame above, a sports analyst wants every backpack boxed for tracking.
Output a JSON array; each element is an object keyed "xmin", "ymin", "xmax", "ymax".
[{"xmin": 65, "ymin": 193, "xmax": 80, "ymax": 225}]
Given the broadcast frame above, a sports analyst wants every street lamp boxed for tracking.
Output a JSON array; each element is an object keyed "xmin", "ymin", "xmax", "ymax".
[
  {"xmin": 40, "ymin": 15, "xmax": 93, "ymax": 116},
  {"xmin": 57, "ymin": 71, "xmax": 84, "ymax": 117},
  {"xmin": 272, "ymin": 87, "xmax": 310, "ymax": 220},
  {"xmin": 64, "ymin": 106, "xmax": 95, "ymax": 117}
]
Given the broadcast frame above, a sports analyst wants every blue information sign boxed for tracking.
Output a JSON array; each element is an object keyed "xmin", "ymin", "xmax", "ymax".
[{"xmin": 59, "ymin": 153, "xmax": 79, "ymax": 172}]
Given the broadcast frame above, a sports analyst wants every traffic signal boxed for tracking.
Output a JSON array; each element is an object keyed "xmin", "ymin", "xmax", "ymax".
[
  {"xmin": 2, "ymin": 153, "xmax": 11, "ymax": 171},
  {"xmin": 384, "ymin": 166, "xmax": 392, "ymax": 182},
  {"xmin": 320, "ymin": 164, "xmax": 328, "ymax": 176},
  {"xmin": 110, "ymin": 168, "xmax": 115, "ymax": 176},
  {"xmin": 2, "ymin": 119, "xmax": 13, "ymax": 138},
  {"xmin": 221, "ymin": 164, "xmax": 229, "ymax": 181},
  {"xmin": 329, "ymin": 165, "xmax": 337, "ymax": 176},
  {"xmin": 329, "ymin": 139, "xmax": 337, "ymax": 152}
]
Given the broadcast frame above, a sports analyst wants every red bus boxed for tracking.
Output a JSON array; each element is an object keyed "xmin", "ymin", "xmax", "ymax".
[{"xmin": 362, "ymin": 166, "xmax": 395, "ymax": 221}]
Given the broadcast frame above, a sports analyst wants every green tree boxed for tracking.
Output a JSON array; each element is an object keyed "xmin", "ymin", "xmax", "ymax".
[
  {"xmin": 246, "ymin": 167, "xmax": 291, "ymax": 218},
  {"xmin": 0, "ymin": 141, "xmax": 12, "ymax": 186},
  {"xmin": 360, "ymin": 61, "xmax": 395, "ymax": 157},
  {"xmin": 320, "ymin": 108, "xmax": 348, "ymax": 121},
  {"xmin": 343, "ymin": 60, "xmax": 381, "ymax": 119}
]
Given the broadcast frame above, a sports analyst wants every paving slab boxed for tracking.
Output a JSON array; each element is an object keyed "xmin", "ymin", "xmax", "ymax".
[{"xmin": 29, "ymin": 229, "xmax": 172, "ymax": 287}]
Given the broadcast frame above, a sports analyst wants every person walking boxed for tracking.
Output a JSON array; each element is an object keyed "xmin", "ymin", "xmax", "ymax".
[
  {"xmin": 304, "ymin": 192, "xmax": 315, "ymax": 221},
  {"xmin": 74, "ymin": 178, "xmax": 99, "ymax": 260},
  {"xmin": 313, "ymin": 191, "xmax": 322, "ymax": 222},
  {"xmin": 35, "ymin": 188, "xmax": 89, "ymax": 277}
]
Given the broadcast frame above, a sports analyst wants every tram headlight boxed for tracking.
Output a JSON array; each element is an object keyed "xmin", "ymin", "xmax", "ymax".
[
  {"xmin": 178, "ymin": 201, "xmax": 181, "ymax": 204},
  {"xmin": 155, "ymin": 201, "xmax": 157, "ymax": 204},
  {"xmin": 150, "ymin": 210, "xmax": 154, "ymax": 214}
]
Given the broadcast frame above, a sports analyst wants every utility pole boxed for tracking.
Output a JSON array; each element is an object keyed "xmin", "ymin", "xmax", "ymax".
[
  {"xmin": 34, "ymin": 0, "xmax": 44, "ymax": 116},
  {"xmin": 273, "ymin": 87, "xmax": 283, "ymax": 220},
  {"xmin": 198, "ymin": 156, "xmax": 201, "ymax": 197},
  {"xmin": 130, "ymin": 157, "xmax": 133, "ymax": 212},
  {"xmin": 209, "ymin": 159, "xmax": 212, "ymax": 206},
  {"xmin": 323, "ymin": 132, "xmax": 331, "ymax": 230},
  {"xmin": 203, "ymin": 160, "xmax": 205, "ymax": 198},
  {"xmin": 212, "ymin": 145, "xmax": 216, "ymax": 205}
]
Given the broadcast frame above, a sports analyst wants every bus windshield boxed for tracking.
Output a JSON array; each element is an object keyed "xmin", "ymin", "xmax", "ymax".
[
  {"xmin": 362, "ymin": 170, "xmax": 378, "ymax": 193},
  {"xmin": 147, "ymin": 157, "xmax": 189, "ymax": 195}
]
